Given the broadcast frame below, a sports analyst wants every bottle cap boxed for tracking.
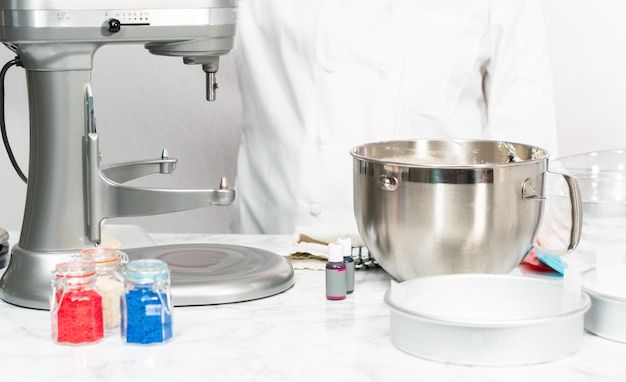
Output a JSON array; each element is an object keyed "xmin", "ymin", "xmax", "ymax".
[
  {"xmin": 337, "ymin": 237, "xmax": 352, "ymax": 256},
  {"xmin": 327, "ymin": 242, "xmax": 344, "ymax": 263}
]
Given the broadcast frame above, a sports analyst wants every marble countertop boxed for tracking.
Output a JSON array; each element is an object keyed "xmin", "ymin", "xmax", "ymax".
[{"xmin": 1, "ymin": 231, "xmax": 626, "ymax": 381}]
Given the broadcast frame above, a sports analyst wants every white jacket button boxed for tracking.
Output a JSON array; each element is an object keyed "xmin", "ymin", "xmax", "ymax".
[
  {"xmin": 378, "ymin": 66, "xmax": 389, "ymax": 78},
  {"xmin": 318, "ymin": 134, "xmax": 331, "ymax": 145},
  {"xmin": 309, "ymin": 203, "xmax": 322, "ymax": 216},
  {"xmin": 324, "ymin": 61, "xmax": 338, "ymax": 73}
]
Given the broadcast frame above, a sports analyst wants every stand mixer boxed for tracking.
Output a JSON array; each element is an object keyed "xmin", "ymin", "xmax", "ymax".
[{"xmin": 0, "ymin": 0, "xmax": 294, "ymax": 309}]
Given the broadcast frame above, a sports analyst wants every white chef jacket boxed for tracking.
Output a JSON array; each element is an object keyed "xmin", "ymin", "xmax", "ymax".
[{"xmin": 231, "ymin": 0, "xmax": 558, "ymax": 234}]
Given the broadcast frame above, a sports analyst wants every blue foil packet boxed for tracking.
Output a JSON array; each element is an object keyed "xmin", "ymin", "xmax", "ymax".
[{"xmin": 536, "ymin": 248, "xmax": 568, "ymax": 275}]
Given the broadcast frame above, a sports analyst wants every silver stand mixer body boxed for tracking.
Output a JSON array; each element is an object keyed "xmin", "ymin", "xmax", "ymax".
[{"xmin": 0, "ymin": 0, "xmax": 238, "ymax": 309}]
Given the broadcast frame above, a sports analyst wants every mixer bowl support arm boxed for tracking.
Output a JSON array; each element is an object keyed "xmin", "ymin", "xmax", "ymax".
[
  {"xmin": 101, "ymin": 149, "xmax": 177, "ymax": 183},
  {"xmin": 86, "ymin": 132, "xmax": 235, "ymax": 244}
]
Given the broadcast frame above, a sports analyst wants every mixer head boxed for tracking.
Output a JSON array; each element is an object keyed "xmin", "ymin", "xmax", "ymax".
[{"xmin": 0, "ymin": 0, "xmax": 237, "ymax": 100}]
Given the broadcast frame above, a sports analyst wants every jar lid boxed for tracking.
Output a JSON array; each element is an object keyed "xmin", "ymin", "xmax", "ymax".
[
  {"xmin": 55, "ymin": 259, "xmax": 97, "ymax": 279},
  {"xmin": 80, "ymin": 247, "xmax": 127, "ymax": 265},
  {"xmin": 125, "ymin": 259, "xmax": 169, "ymax": 281}
]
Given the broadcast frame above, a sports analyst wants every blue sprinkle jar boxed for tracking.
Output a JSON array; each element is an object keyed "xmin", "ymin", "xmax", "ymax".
[{"xmin": 121, "ymin": 259, "xmax": 173, "ymax": 345}]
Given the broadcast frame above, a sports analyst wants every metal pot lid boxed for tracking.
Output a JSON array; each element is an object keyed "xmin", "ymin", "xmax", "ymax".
[{"xmin": 125, "ymin": 243, "xmax": 295, "ymax": 306}]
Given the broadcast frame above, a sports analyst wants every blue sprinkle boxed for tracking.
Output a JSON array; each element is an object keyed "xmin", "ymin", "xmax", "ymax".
[{"xmin": 121, "ymin": 286, "xmax": 172, "ymax": 345}]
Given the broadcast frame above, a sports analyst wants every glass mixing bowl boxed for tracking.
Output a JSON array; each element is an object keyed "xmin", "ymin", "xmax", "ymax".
[{"xmin": 546, "ymin": 149, "xmax": 626, "ymax": 265}]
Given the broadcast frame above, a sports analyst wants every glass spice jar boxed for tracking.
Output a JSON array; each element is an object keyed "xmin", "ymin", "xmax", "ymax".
[
  {"xmin": 121, "ymin": 259, "xmax": 173, "ymax": 345},
  {"xmin": 80, "ymin": 247, "xmax": 128, "ymax": 331},
  {"xmin": 51, "ymin": 259, "xmax": 104, "ymax": 345}
]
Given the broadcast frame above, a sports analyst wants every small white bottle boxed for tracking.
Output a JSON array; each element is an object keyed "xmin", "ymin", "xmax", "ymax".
[
  {"xmin": 337, "ymin": 237, "xmax": 355, "ymax": 294},
  {"xmin": 325, "ymin": 242, "xmax": 347, "ymax": 300}
]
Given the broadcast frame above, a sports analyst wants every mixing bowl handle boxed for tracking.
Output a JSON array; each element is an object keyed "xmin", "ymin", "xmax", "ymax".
[{"xmin": 534, "ymin": 172, "xmax": 583, "ymax": 256}]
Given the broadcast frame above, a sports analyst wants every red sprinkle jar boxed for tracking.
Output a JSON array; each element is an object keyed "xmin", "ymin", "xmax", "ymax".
[{"xmin": 51, "ymin": 260, "xmax": 104, "ymax": 345}]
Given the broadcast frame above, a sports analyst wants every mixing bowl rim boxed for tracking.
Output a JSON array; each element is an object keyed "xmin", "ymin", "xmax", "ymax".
[
  {"xmin": 550, "ymin": 148, "xmax": 626, "ymax": 179},
  {"xmin": 581, "ymin": 265, "xmax": 626, "ymax": 302},
  {"xmin": 350, "ymin": 138, "xmax": 549, "ymax": 169},
  {"xmin": 553, "ymin": 148, "xmax": 626, "ymax": 160}
]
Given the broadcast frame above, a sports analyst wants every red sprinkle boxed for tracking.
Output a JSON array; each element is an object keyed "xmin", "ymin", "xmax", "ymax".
[{"xmin": 54, "ymin": 289, "xmax": 104, "ymax": 344}]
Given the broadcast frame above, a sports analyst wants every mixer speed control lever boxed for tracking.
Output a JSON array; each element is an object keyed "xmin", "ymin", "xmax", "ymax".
[
  {"xmin": 106, "ymin": 18, "xmax": 150, "ymax": 33},
  {"xmin": 107, "ymin": 19, "xmax": 121, "ymax": 33}
]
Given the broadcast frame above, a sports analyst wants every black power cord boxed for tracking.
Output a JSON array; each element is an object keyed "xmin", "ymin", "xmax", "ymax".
[{"xmin": 0, "ymin": 56, "xmax": 27, "ymax": 183}]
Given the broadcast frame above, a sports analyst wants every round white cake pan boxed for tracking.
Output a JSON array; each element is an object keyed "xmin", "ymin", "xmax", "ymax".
[
  {"xmin": 385, "ymin": 274, "xmax": 591, "ymax": 366},
  {"xmin": 582, "ymin": 265, "xmax": 626, "ymax": 343}
]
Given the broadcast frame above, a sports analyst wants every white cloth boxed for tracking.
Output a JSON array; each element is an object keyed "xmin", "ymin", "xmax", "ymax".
[
  {"xmin": 293, "ymin": 223, "xmax": 364, "ymax": 256},
  {"xmin": 231, "ymin": 0, "xmax": 558, "ymax": 235},
  {"xmin": 288, "ymin": 224, "xmax": 372, "ymax": 270}
]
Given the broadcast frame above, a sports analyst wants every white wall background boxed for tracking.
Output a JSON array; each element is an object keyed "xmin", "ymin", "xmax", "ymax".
[
  {"xmin": 1, "ymin": 1, "xmax": 625, "ymax": 234},
  {"xmin": 543, "ymin": 0, "xmax": 626, "ymax": 157}
]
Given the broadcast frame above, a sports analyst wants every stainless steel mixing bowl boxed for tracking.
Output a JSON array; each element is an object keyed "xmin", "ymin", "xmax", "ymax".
[{"xmin": 351, "ymin": 139, "xmax": 582, "ymax": 281}]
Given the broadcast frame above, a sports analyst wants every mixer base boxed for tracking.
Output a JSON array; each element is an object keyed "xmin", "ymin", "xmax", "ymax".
[
  {"xmin": 0, "ymin": 243, "xmax": 294, "ymax": 310},
  {"xmin": 125, "ymin": 243, "xmax": 295, "ymax": 306},
  {"xmin": 0, "ymin": 245, "xmax": 73, "ymax": 309}
]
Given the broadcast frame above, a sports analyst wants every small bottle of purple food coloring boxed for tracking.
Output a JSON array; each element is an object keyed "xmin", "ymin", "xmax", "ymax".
[{"xmin": 326, "ymin": 242, "xmax": 347, "ymax": 300}]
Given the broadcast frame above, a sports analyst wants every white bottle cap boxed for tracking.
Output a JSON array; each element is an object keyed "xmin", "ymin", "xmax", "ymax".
[
  {"xmin": 337, "ymin": 237, "xmax": 352, "ymax": 256},
  {"xmin": 327, "ymin": 242, "xmax": 344, "ymax": 263}
]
